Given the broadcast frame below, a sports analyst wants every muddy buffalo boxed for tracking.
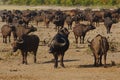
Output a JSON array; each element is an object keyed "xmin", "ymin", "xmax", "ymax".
[{"xmin": 88, "ymin": 34, "xmax": 109, "ymax": 67}]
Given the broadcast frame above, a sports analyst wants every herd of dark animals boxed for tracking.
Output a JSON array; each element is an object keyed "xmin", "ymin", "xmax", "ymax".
[{"xmin": 0, "ymin": 7, "xmax": 120, "ymax": 68}]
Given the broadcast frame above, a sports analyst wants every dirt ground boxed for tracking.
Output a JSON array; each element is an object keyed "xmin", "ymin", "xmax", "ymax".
[{"xmin": 0, "ymin": 5, "xmax": 120, "ymax": 80}]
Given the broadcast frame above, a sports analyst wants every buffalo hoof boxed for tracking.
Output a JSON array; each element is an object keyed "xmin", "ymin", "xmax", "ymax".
[
  {"xmin": 54, "ymin": 65, "xmax": 58, "ymax": 68},
  {"xmin": 94, "ymin": 64, "xmax": 99, "ymax": 67},
  {"xmin": 60, "ymin": 64, "xmax": 65, "ymax": 68},
  {"xmin": 104, "ymin": 65, "xmax": 107, "ymax": 68},
  {"xmin": 100, "ymin": 63, "xmax": 103, "ymax": 66},
  {"xmin": 22, "ymin": 61, "xmax": 28, "ymax": 65}
]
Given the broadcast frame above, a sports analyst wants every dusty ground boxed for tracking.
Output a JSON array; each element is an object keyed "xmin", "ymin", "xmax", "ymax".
[{"xmin": 0, "ymin": 5, "xmax": 120, "ymax": 80}]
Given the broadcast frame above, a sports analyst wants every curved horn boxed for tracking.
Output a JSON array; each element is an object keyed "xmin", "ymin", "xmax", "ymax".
[
  {"xmin": 56, "ymin": 38, "xmax": 66, "ymax": 46},
  {"xmin": 16, "ymin": 38, "xmax": 24, "ymax": 44},
  {"xmin": 87, "ymin": 37, "xmax": 91, "ymax": 43},
  {"xmin": 52, "ymin": 38, "xmax": 66, "ymax": 47}
]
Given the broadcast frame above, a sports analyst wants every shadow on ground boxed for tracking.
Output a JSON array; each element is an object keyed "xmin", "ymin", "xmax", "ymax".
[{"xmin": 42, "ymin": 59, "xmax": 80, "ymax": 64}]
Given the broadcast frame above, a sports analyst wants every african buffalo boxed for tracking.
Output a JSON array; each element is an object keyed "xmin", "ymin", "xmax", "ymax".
[
  {"xmin": 49, "ymin": 28, "xmax": 70, "ymax": 68},
  {"xmin": 53, "ymin": 10, "xmax": 66, "ymax": 31},
  {"xmin": 88, "ymin": 34, "xmax": 109, "ymax": 67},
  {"xmin": 11, "ymin": 34, "xmax": 40, "ymax": 64},
  {"xmin": 73, "ymin": 23, "xmax": 95, "ymax": 44},
  {"xmin": 1, "ymin": 24, "xmax": 14, "ymax": 43},
  {"xmin": 12, "ymin": 24, "xmax": 37, "ymax": 40},
  {"xmin": 104, "ymin": 16, "xmax": 118, "ymax": 34}
]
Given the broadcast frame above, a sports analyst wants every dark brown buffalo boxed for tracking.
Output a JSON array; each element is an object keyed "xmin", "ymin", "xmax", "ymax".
[
  {"xmin": 0, "ymin": 10, "xmax": 8, "ymax": 22},
  {"xmin": 53, "ymin": 10, "xmax": 66, "ymax": 31},
  {"xmin": 1, "ymin": 24, "xmax": 14, "ymax": 43},
  {"xmin": 104, "ymin": 17, "xmax": 113, "ymax": 34},
  {"xmin": 11, "ymin": 34, "xmax": 40, "ymax": 64},
  {"xmin": 49, "ymin": 28, "xmax": 70, "ymax": 68},
  {"xmin": 88, "ymin": 34, "xmax": 109, "ymax": 67},
  {"xmin": 73, "ymin": 23, "xmax": 95, "ymax": 44}
]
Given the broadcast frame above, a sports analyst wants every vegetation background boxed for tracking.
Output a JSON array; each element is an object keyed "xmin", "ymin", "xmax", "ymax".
[{"xmin": 1, "ymin": 0, "xmax": 120, "ymax": 6}]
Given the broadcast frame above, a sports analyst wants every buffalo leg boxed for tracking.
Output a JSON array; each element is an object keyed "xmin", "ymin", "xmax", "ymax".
[
  {"xmin": 96, "ymin": 58, "xmax": 99, "ymax": 67},
  {"xmin": 9, "ymin": 36, "xmax": 11, "ymax": 43},
  {"xmin": 106, "ymin": 26, "xmax": 111, "ymax": 34},
  {"xmin": 75, "ymin": 35, "xmax": 78, "ymax": 44},
  {"xmin": 99, "ymin": 54, "xmax": 103, "ymax": 66},
  {"xmin": 46, "ymin": 21, "xmax": 49, "ymax": 28},
  {"xmin": 5, "ymin": 37, "xmax": 7, "ymax": 43},
  {"xmin": 60, "ymin": 53, "xmax": 65, "ymax": 68},
  {"xmin": 75, "ymin": 35, "xmax": 78, "ymax": 47},
  {"xmin": 68, "ymin": 24, "xmax": 70, "ymax": 30},
  {"xmin": 94, "ymin": 55, "xmax": 97, "ymax": 66},
  {"xmin": 82, "ymin": 37, "xmax": 84, "ymax": 44},
  {"xmin": 36, "ymin": 21, "xmax": 39, "ymax": 26},
  {"xmin": 94, "ymin": 55, "xmax": 99, "ymax": 67},
  {"xmin": 82, "ymin": 35, "xmax": 85, "ymax": 44},
  {"xmin": 33, "ymin": 51, "xmax": 37, "ymax": 63},
  {"xmin": 3, "ymin": 36, "xmax": 7, "ymax": 43},
  {"xmin": 21, "ymin": 51, "xmax": 25, "ymax": 64},
  {"xmin": 104, "ymin": 53, "xmax": 107, "ymax": 67},
  {"xmin": 3, "ymin": 36, "xmax": 4, "ymax": 43},
  {"xmin": 53, "ymin": 53, "xmax": 58, "ymax": 68},
  {"xmin": 24, "ymin": 52, "xmax": 28, "ymax": 64},
  {"xmin": 80, "ymin": 36, "xmax": 82, "ymax": 44}
]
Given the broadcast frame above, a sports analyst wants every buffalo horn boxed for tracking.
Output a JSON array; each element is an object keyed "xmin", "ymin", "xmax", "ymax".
[
  {"xmin": 87, "ymin": 37, "xmax": 91, "ymax": 43},
  {"xmin": 53, "ymin": 38, "xmax": 66, "ymax": 46},
  {"xmin": 16, "ymin": 38, "xmax": 24, "ymax": 44}
]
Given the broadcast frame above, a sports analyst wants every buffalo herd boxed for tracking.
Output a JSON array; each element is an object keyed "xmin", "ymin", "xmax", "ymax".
[{"xmin": 0, "ymin": 7, "xmax": 120, "ymax": 68}]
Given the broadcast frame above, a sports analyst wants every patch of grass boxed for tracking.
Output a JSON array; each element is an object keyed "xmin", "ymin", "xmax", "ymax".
[
  {"xmin": 109, "ymin": 42, "xmax": 120, "ymax": 52},
  {"xmin": 3, "ymin": 50, "xmax": 20, "ymax": 61},
  {"xmin": 85, "ymin": 47, "xmax": 92, "ymax": 54}
]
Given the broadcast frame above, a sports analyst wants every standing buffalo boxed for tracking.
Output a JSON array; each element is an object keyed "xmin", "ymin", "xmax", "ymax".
[
  {"xmin": 104, "ymin": 17, "xmax": 113, "ymax": 34},
  {"xmin": 1, "ymin": 24, "xmax": 14, "ymax": 43},
  {"xmin": 104, "ymin": 17, "xmax": 118, "ymax": 34},
  {"xmin": 53, "ymin": 10, "xmax": 66, "ymax": 31},
  {"xmin": 73, "ymin": 23, "xmax": 95, "ymax": 44},
  {"xmin": 12, "ymin": 24, "xmax": 37, "ymax": 40},
  {"xmin": 11, "ymin": 34, "xmax": 40, "ymax": 64},
  {"xmin": 88, "ymin": 34, "xmax": 109, "ymax": 67},
  {"xmin": 49, "ymin": 28, "xmax": 70, "ymax": 68},
  {"xmin": 65, "ymin": 15, "xmax": 73, "ymax": 30}
]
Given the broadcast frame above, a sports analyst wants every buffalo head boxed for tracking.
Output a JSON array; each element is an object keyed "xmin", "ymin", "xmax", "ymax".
[
  {"xmin": 27, "ymin": 25, "xmax": 37, "ymax": 32},
  {"xmin": 11, "ymin": 39, "xmax": 24, "ymax": 52},
  {"xmin": 88, "ymin": 24, "xmax": 96, "ymax": 30},
  {"xmin": 59, "ymin": 28, "xmax": 70, "ymax": 37}
]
